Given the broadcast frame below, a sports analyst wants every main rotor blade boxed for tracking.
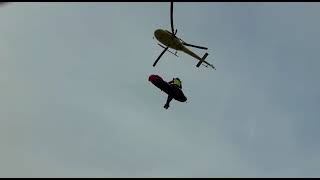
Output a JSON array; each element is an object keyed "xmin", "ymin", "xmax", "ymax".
[
  {"xmin": 182, "ymin": 42, "xmax": 208, "ymax": 50},
  {"xmin": 170, "ymin": 2, "xmax": 175, "ymax": 36},
  {"xmin": 153, "ymin": 47, "xmax": 168, "ymax": 67}
]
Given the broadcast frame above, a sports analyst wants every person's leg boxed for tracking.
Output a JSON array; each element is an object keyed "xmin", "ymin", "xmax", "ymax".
[{"xmin": 164, "ymin": 96, "xmax": 173, "ymax": 109}]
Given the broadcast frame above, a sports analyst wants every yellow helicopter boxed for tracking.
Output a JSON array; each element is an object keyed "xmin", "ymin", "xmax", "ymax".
[{"xmin": 153, "ymin": 2, "xmax": 215, "ymax": 70}]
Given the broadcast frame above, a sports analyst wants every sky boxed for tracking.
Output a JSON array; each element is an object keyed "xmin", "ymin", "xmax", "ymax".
[{"xmin": 1, "ymin": 2, "xmax": 320, "ymax": 178}]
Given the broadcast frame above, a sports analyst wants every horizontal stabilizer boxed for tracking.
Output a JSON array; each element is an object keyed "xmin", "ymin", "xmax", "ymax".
[{"xmin": 196, "ymin": 52, "xmax": 209, "ymax": 67}]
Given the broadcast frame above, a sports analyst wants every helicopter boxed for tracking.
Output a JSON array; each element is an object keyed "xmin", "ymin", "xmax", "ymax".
[{"xmin": 153, "ymin": 2, "xmax": 216, "ymax": 70}]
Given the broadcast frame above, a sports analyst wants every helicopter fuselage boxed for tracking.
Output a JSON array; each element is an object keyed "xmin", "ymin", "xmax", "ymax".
[
  {"xmin": 154, "ymin": 29, "xmax": 202, "ymax": 61},
  {"xmin": 154, "ymin": 29, "xmax": 184, "ymax": 51}
]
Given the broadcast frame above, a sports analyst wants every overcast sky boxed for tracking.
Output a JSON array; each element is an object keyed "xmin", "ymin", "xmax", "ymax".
[{"xmin": 1, "ymin": 2, "xmax": 320, "ymax": 178}]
